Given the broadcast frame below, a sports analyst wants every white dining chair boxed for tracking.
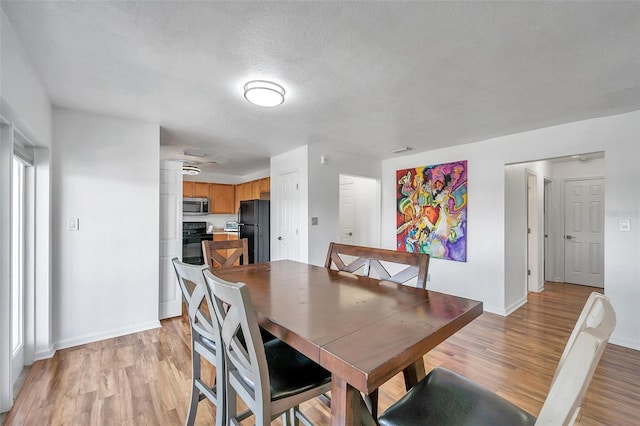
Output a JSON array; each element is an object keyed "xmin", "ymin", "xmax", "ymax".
[
  {"xmin": 172, "ymin": 258, "xmax": 224, "ymax": 426},
  {"xmin": 203, "ymin": 269, "xmax": 332, "ymax": 425},
  {"xmin": 372, "ymin": 292, "xmax": 616, "ymax": 426}
]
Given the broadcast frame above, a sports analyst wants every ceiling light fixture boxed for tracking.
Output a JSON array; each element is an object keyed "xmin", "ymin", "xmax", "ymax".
[
  {"xmin": 183, "ymin": 150, "xmax": 207, "ymax": 158},
  {"xmin": 244, "ymin": 80, "xmax": 285, "ymax": 107},
  {"xmin": 391, "ymin": 146, "xmax": 414, "ymax": 154},
  {"xmin": 182, "ymin": 165, "xmax": 201, "ymax": 175}
]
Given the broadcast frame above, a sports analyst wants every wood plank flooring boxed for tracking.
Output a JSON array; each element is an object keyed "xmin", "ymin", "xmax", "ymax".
[{"xmin": 4, "ymin": 282, "xmax": 639, "ymax": 425}]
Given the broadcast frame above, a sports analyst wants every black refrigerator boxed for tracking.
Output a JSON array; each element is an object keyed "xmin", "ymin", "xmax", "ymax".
[{"xmin": 238, "ymin": 199, "xmax": 270, "ymax": 264}]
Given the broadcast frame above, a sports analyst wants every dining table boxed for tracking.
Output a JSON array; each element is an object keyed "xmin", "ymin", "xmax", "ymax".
[{"xmin": 213, "ymin": 259, "xmax": 483, "ymax": 425}]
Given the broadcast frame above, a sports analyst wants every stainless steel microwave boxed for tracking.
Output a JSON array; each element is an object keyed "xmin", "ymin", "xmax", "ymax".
[{"xmin": 183, "ymin": 197, "xmax": 209, "ymax": 215}]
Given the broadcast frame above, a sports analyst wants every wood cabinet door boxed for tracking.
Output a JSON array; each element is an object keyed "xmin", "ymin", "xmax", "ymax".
[
  {"xmin": 183, "ymin": 181, "xmax": 195, "ymax": 197},
  {"xmin": 193, "ymin": 182, "xmax": 209, "ymax": 198},
  {"xmin": 210, "ymin": 184, "xmax": 235, "ymax": 214},
  {"xmin": 250, "ymin": 180, "xmax": 261, "ymax": 200},
  {"xmin": 259, "ymin": 177, "xmax": 270, "ymax": 193}
]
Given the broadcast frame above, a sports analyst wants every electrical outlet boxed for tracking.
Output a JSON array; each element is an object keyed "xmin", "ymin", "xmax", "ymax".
[
  {"xmin": 311, "ymin": 217, "xmax": 318, "ymax": 225},
  {"xmin": 427, "ymin": 274, "xmax": 431, "ymax": 282},
  {"xmin": 67, "ymin": 217, "xmax": 79, "ymax": 231}
]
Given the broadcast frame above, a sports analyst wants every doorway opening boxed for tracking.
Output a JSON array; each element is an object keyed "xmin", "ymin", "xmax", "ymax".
[
  {"xmin": 504, "ymin": 152, "xmax": 605, "ymax": 312},
  {"xmin": 338, "ymin": 174, "xmax": 381, "ymax": 248}
]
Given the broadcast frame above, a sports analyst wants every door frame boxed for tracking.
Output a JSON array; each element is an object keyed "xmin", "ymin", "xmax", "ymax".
[{"xmin": 526, "ymin": 171, "xmax": 539, "ymax": 293}]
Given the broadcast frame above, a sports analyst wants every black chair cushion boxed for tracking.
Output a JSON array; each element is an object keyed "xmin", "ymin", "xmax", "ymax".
[
  {"xmin": 378, "ymin": 368, "xmax": 536, "ymax": 426},
  {"xmin": 264, "ymin": 339, "xmax": 331, "ymax": 401}
]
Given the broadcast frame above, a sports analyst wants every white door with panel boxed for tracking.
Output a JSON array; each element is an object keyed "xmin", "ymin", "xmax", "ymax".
[
  {"xmin": 564, "ymin": 178, "xmax": 604, "ymax": 287},
  {"xmin": 273, "ymin": 170, "xmax": 300, "ymax": 261},
  {"xmin": 159, "ymin": 161, "xmax": 183, "ymax": 319},
  {"xmin": 339, "ymin": 180, "xmax": 355, "ymax": 245}
]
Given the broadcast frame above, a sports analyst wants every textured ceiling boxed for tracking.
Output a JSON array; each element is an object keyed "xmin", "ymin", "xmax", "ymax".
[{"xmin": 2, "ymin": 1, "xmax": 639, "ymax": 175}]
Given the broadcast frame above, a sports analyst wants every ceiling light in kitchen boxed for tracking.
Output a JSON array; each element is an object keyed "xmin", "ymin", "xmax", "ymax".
[
  {"xmin": 244, "ymin": 80, "xmax": 285, "ymax": 107},
  {"xmin": 182, "ymin": 165, "xmax": 201, "ymax": 175}
]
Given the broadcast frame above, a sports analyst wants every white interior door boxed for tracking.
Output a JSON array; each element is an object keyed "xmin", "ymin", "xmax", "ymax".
[
  {"xmin": 339, "ymin": 180, "xmax": 355, "ymax": 244},
  {"xmin": 273, "ymin": 170, "xmax": 300, "ymax": 261},
  {"xmin": 564, "ymin": 178, "xmax": 604, "ymax": 287},
  {"xmin": 159, "ymin": 161, "xmax": 182, "ymax": 319}
]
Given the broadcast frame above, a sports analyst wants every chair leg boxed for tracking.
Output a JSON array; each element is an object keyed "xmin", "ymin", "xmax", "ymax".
[
  {"xmin": 186, "ymin": 351, "xmax": 201, "ymax": 426},
  {"xmin": 282, "ymin": 406, "xmax": 300, "ymax": 426},
  {"xmin": 364, "ymin": 389, "xmax": 379, "ymax": 418}
]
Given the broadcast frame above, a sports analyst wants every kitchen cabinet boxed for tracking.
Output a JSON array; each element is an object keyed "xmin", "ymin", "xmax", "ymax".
[
  {"xmin": 234, "ymin": 177, "xmax": 270, "ymax": 211},
  {"xmin": 209, "ymin": 183, "xmax": 235, "ymax": 214},
  {"xmin": 259, "ymin": 177, "xmax": 270, "ymax": 194},
  {"xmin": 183, "ymin": 181, "xmax": 209, "ymax": 198}
]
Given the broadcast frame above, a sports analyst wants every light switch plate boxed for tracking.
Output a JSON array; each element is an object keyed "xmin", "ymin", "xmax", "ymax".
[
  {"xmin": 68, "ymin": 217, "xmax": 79, "ymax": 231},
  {"xmin": 619, "ymin": 219, "xmax": 631, "ymax": 232},
  {"xmin": 311, "ymin": 217, "xmax": 318, "ymax": 226}
]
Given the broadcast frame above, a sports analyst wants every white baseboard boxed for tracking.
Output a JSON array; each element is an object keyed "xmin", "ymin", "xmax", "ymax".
[
  {"xmin": 482, "ymin": 304, "xmax": 507, "ymax": 316},
  {"xmin": 34, "ymin": 345, "xmax": 56, "ymax": 361},
  {"xmin": 54, "ymin": 320, "xmax": 161, "ymax": 351},
  {"xmin": 609, "ymin": 335, "xmax": 640, "ymax": 351},
  {"xmin": 505, "ymin": 296, "xmax": 527, "ymax": 316}
]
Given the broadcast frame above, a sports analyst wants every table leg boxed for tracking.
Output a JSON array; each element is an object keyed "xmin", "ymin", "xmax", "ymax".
[
  {"xmin": 402, "ymin": 358, "xmax": 426, "ymax": 390},
  {"xmin": 331, "ymin": 375, "xmax": 362, "ymax": 426}
]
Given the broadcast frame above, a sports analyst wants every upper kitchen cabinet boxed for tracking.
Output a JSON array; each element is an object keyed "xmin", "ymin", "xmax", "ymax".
[
  {"xmin": 259, "ymin": 177, "xmax": 270, "ymax": 194},
  {"xmin": 183, "ymin": 181, "xmax": 209, "ymax": 198},
  {"xmin": 209, "ymin": 184, "xmax": 235, "ymax": 214}
]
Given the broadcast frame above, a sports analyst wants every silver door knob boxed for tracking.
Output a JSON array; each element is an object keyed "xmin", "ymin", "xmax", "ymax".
[
  {"xmin": 565, "ymin": 235, "xmax": 573, "ymax": 240},
  {"xmin": 277, "ymin": 236, "xmax": 283, "ymax": 240},
  {"xmin": 347, "ymin": 232, "xmax": 353, "ymax": 236}
]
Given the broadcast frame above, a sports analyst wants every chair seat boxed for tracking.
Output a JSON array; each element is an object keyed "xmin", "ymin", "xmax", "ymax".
[
  {"xmin": 263, "ymin": 338, "xmax": 331, "ymax": 401},
  {"xmin": 378, "ymin": 368, "xmax": 536, "ymax": 426}
]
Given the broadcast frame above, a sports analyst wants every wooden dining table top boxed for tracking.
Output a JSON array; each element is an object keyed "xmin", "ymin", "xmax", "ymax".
[{"xmin": 212, "ymin": 259, "xmax": 483, "ymax": 395}]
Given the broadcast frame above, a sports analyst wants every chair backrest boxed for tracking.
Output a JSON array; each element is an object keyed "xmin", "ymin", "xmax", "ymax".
[
  {"xmin": 203, "ymin": 269, "xmax": 270, "ymax": 418},
  {"xmin": 172, "ymin": 258, "xmax": 218, "ymax": 344},
  {"xmin": 536, "ymin": 292, "xmax": 616, "ymax": 425},
  {"xmin": 324, "ymin": 242, "xmax": 430, "ymax": 288},
  {"xmin": 202, "ymin": 238, "xmax": 249, "ymax": 269}
]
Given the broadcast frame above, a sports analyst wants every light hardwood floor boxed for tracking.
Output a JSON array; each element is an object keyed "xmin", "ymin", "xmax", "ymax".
[{"xmin": 3, "ymin": 282, "xmax": 639, "ymax": 425}]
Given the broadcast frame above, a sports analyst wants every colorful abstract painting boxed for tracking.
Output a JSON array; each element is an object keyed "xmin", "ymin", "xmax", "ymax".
[{"xmin": 396, "ymin": 160, "xmax": 467, "ymax": 262}]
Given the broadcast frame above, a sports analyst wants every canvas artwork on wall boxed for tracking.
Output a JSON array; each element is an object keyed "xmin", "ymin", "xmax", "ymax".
[{"xmin": 396, "ymin": 160, "xmax": 467, "ymax": 262}]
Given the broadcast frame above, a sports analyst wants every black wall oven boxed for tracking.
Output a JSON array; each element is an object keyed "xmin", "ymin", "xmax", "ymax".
[{"xmin": 183, "ymin": 222, "xmax": 212, "ymax": 265}]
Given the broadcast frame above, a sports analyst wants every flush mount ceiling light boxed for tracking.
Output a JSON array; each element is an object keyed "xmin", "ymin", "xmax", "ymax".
[
  {"xmin": 244, "ymin": 80, "xmax": 285, "ymax": 107},
  {"xmin": 182, "ymin": 165, "xmax": 201, "ymax": 175}
]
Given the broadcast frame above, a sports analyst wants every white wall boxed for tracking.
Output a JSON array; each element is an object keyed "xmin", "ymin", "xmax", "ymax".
[
  {"xmin": 381, "ymin": 111, "xmax": 640, "ymax": 349},
  {"xmin": 52, "ymin": 108, "xmax": 161, "ymax": 349},
  {"xmin": 0, "ymin": 9, "xmax": 51, "ymax": 148},
  {"xmin": 307, "ymin": 145, "xmax": 381, "ymax": 266}
]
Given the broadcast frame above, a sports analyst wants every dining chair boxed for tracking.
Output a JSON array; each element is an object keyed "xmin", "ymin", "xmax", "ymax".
[
  {"xmin": 202, "ymin": 238, "xmax": 249, "ymax": 269},
  {"xmin": 203, "ymin": 269, "xmax": 332, "ymax": 426},
  {"xmin": 324, "ymin": 242, "xmax": 430, "ymax": 289},
  {"xmin": 172, "ymin": 258, "xmax": 224, "ymax": 426},
  {"xmin": 370, "ymin": 292, "xmax": 616, "ymax": 426},
  {"xmin": 324, "ymin": 242, "xmax": 431, "ymax": 416}
]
